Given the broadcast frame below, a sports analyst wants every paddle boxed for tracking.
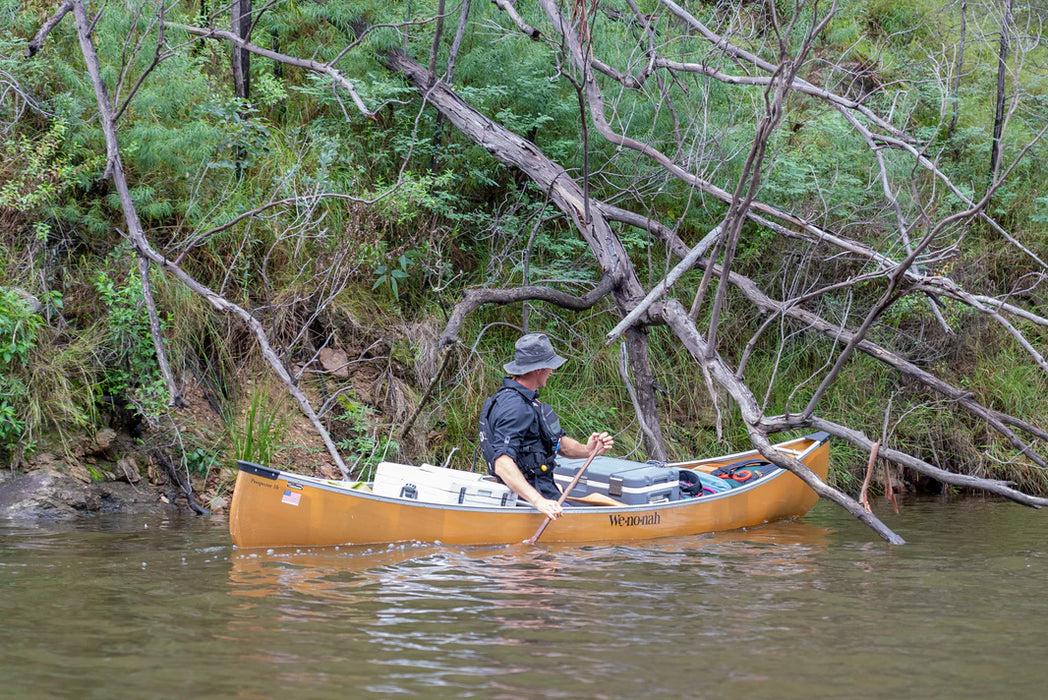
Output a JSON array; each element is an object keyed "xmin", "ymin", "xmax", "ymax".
[
  {"xmin": 523, "ymin": 444, "xmax": 602, "ymax": 545},
  {"xmin": 566, "ymin": 492, "xmax": 624, "ymax": 507}
]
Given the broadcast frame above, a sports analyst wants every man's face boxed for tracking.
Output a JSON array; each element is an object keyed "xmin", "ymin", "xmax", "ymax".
[{"xmin": 536, "ymin": 367, "xmax": 554, "ymax": 389}]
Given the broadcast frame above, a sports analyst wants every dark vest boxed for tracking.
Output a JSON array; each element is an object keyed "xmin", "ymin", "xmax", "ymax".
[{"xmin": 479, "ymin": 383, "xmax": 562, "ymax": 477}]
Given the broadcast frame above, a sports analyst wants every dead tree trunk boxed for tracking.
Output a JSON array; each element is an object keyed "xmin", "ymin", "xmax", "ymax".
[
  {"xmin": 948, "ymin": 0, "xmax": 966, "ymax": 151},
  {"xmin": 231, "ymin": 0, "xmax": 251, "ymax": 174},
  {"xmin": 990, "ymin": 0, "xmax": 1013, "ymax": 181},
  {"xmin": 380, "ymin": 48, "xmax": 903, "ymax": 542},
  {"xmin": 428, "ymin": 0, "xmax": 471, "ymax": 172},
  {"xmin": 138, "ymin": 255, "xmax": 185, "ymax": 408},
  {"xmin": 231, "ymin": 0, "xmax": 251, "ymax": 102}
]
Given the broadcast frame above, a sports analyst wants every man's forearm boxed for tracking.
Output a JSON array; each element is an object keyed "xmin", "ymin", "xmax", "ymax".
[
  {"xmin": 559, "ymin": 432, "xmax": 614, "ymax": 458},
  {"xmin": 559, "ymin": 436, "xmax": 589, "ymax": 459},
  {"xmin": 493, "ymin": 455, "xmax": 545, "ymax": 506}
]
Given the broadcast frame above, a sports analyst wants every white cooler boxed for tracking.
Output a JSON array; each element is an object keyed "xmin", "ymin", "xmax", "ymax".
[{"xmin": 372, "ymin": 462, "xmax": 518, "ymax": 507}]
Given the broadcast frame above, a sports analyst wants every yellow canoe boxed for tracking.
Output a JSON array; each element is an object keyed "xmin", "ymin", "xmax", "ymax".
[{"xmin": 229, "ymin": 432, "xmax": 830, "ymax": 548}]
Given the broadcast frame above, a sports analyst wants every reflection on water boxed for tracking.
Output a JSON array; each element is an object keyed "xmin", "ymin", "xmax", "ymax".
[
  {"xmin": 221, "ymin": 524, "xmax": 838, "ymax": 699},
  {"xmin": 227, "ymin": 519, "xmax": 830, "ymax": 599},
  {"xmin": 1, "ymin": 499, "xmax": 1046, "ymax": 699}
]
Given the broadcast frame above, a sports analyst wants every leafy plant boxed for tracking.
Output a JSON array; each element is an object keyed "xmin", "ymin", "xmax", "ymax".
[
  {"xmin": 334, "ymin": 395, "xmax": 398, "ymax": 477},
  {"xmin": 185, "ymin": 446, "xmax": 221, "ymax": 476},
  {"xmin": 0, "ymin": 289, "xmax": 44, "ymax": 451},
  {"xmin": 0, "ymin": 290, "xmax": 43, "ymax": 364},
  {"xmin": 372, "ymin": 251, "xmax": 417, "ymax": 300},
  {"xmin": 94, "ymin": 250, "xmax": 170, "ymax": 421},
  {"xmin": 0, "ymin": 119, "xmax": 103, "ymax": 214},
  {"xmin": 0, "ymin": 387, "xmax": 26, "ymax": 452}
]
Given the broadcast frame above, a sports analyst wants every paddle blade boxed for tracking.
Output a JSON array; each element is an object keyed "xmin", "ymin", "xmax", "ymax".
[{"xmin": 523, "ymin": 519, "xmax": 550, "ymax": 545}]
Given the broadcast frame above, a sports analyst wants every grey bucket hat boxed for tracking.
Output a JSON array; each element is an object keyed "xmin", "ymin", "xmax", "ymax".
[{"xmin": 503, "ymin": 333, "xmax": 568, "ymax": 375}]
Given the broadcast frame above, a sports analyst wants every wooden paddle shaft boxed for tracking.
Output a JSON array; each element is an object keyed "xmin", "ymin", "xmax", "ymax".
[{"xmin": 523, "ymin": 445, "xmax": 601, "ymax": 545}]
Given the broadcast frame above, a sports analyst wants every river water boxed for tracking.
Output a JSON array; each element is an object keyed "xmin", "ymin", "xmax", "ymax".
[{"xmin": 1, "ymin": 497, "xmax": 1045, "ymax": 699}]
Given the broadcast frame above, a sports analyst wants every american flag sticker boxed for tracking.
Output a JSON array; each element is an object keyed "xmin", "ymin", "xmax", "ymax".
[{"xmin": 281, "ymin": 489, "xmax": 301, "ymax": 506}]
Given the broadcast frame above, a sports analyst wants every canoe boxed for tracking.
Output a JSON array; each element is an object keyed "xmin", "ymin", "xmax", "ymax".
[{"xmin": 229, "ymin": 432, "xmax": 830, "ymax": 548}]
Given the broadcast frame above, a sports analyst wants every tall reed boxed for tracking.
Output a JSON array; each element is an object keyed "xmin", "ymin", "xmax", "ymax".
[{"xmin": 226, "ymin": 384, "xmax": 291, "ymax": 466}]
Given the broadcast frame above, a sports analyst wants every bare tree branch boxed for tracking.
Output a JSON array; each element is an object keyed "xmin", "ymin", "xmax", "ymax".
[
  {"xmin": 170, "ymin": 22, "xmax": 375, "ymax": 118},
  {"xmin": 65, "ymin": 0, "xmax": 352, "ymax": 478},
  {"xmin": 491, "ymin": 0, "xmax": 541, "ymax": 40},
  {"xmin": 440, "ymin": 276, "xmax": 618, "ymax": 349},
  {"xmin": 25, "ymin": 0, "xmax": 73, "ymax": 57},
  {"xmin": 656, "ymin": 298, "xmax": 905, "ymax": 543},
  {"xmin": 803, "ymin": 416, "xmax": 1048, "ymax": 508}
]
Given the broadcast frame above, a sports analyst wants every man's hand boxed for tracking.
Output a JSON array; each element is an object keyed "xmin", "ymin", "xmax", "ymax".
[
  {"xmin": 534, "ymin": 497, "xmax": 563, "ymax": 519},
  {"xmin": 587, "ymin": 431, "xmax": 615, "ymax": 456}
]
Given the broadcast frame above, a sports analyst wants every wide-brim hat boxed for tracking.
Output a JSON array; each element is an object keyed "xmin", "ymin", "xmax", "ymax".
[{"xmin": 503, "ymin": 333, "xmax": 567, "ymax": 375}]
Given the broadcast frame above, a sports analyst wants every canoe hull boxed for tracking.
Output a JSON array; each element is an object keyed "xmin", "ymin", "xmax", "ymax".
[{"xmin": 229, "ymin": 433, "xmax": 830, "ymax": 548}]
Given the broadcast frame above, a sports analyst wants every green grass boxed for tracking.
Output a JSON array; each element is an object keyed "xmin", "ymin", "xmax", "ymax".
[{"xmin": 226, "ymin": 383, "xmax": 291, "ymax": 467}]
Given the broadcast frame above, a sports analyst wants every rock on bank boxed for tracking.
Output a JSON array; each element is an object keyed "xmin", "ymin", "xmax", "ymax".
[{"xmin": 0, "ymin": 469, "xmax": 180, "ymax": 518}]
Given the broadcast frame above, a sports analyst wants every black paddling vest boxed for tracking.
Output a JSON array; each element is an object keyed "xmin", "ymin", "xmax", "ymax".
[{"xmin": 479, "ymin": 384, "xmax": 563, "ymax": 477}]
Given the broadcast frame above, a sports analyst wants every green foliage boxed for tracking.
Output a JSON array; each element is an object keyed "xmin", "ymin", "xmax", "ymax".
[
  {"xmin": 372, "ymin": 251, "xmax": 417, "ymax": 300},
  {"xmin": 864, "ymin": 0, "xmax": 936, "ymax": 40},
  {"xmin": 334, "ymin": 395, "xmax": 398, "ymax": 477},
  {"xmin": 550, "ymin": 371, "xmax": 621, "ymax": 449},
  {"xmin": 0, "ymin": 289, "xmax": 46, "ymax": 451},
  {"xmin": 1032, "ymin": 195, "xmax": 1048, "ymax": 225},
  {"xmin": 226, "ymin": 386, "xmax": 291, "ymax": 466},
  {"xmin": 0, "ymin": 119, "xmax": 102, "ymax": 213},
  {"xmin": 185, "ymin": 445, "xmax": 221, "ymax": 476},
  {"xmin": 0, "ymin": 299, "xmax": 34, "ymax": 448},
  {"xmin": 522, "ymin": 227, "xmax": 596, "ymax": 282},
  {"xmin": 0, "ymin": 290, "xmax": 43, "ymax": 364},
  {"xmin": 0, "ymin": 398, "xmax": 24, "ymax": 452},
  {"xmin": 188, "ymin": 97, "xmax": 273, "ymax": 173},
  {"xmin": 94, "ymin": 250, "xmax": 169, "ymax": 421},
  {"xmin": 253, "ymin": 72, "xmax": 289, "ymax": 108}
]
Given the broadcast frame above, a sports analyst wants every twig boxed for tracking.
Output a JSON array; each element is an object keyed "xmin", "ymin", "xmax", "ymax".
[
  {"xmin": 859, "ymin": 440, "xmax": 881, "ymax": 512},
  {"xmin": 399, "ymin": 348, "xmax": 451, "ymax": 439},
  {"xmin": 884, "ymin": 461, "xmax": 900, "ymax": 514},
  {"xmin": 618, "ymin": 341, "xmax": 659, "ymax": 451},
  {"xmin": 169, "ymin": 22, "xmax": 375, "ymax": 118}
]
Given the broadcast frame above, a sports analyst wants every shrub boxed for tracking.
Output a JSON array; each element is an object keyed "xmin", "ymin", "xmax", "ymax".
[
  {"xmin": 0, "ymin": 288, "xmax": 45, "ymax": 452},
  {"xmin": 94, "ymin": 249, "xmax": 170, "ymax": 422}
]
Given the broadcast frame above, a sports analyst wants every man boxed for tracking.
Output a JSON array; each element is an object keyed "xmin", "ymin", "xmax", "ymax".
[{"xmin": 479, "ymin": 333, "xmax": 614, "ymax": 520}]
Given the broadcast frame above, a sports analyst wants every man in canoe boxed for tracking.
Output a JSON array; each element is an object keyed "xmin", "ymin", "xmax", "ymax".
[{"xmin": 480, "ymin": 333, "xmax": 615, "ymax": 520}]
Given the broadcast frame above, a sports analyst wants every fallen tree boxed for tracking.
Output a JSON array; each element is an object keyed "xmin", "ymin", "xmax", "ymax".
[{"xmin": 21, "ymin": 0, "xmax": 1048, "ymax": 542}]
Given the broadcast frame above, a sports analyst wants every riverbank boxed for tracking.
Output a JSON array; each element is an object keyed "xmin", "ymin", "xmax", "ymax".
[
  {"xmin": 0, "ymin": 428, "xmax": 182, "ymax": 518},
  {"xmin": 0, "ymin": 372, "xmax": 341, "ymax": 519}
]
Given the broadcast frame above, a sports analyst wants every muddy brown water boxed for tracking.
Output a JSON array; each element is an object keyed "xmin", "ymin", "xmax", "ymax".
[{"xmin": 1, "ymin": 498, "xmax": 1045, "ymax": 698}]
